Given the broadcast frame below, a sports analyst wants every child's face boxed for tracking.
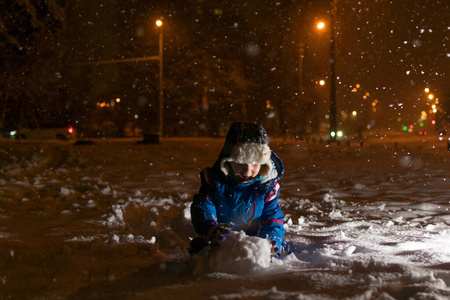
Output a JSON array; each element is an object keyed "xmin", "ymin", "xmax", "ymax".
[{"xmin": 229, "ymin": 162, "xmax": 261, "ymax": 181}]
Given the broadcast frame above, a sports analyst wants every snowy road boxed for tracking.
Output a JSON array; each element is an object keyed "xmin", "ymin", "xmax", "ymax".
[{"xmin": 0, "ymin": 135, "xmax": 449, "ymax": 299}]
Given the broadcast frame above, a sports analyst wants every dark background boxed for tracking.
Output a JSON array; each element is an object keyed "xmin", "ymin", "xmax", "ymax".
[{"xmin": 1, "ymin": 0, "xmax": 448, "ymax": 137}]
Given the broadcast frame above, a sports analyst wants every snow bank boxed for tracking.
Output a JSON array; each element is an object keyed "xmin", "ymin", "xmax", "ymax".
[{"xmin": 190, "ymin": 231, "xmax": 272, "ymax": 275}]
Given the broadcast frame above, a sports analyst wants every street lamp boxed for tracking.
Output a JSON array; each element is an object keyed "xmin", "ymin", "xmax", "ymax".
[
  {"xmin": 298, "ymin": 21, "xmax": 326, "ymax": 137},
  {"xmin": 299, "ymin": 22, "xmax": 327, "ymax": 97},
  {"xmin": 156, "ymin": 19, "xmax": 164, "ymax": 137},
  {"xmin": 329, "ymin": 0, "xmax": 338, "ymax": 142},
  {"xmin": 314, "ymin": 3, "xmax": 338, "ymax": 142}
]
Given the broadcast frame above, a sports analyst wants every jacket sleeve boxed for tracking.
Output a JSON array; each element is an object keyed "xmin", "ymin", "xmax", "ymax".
[
  {"xmin": 190, "ymin": 168, "xmax": 218, "ymax": 236},
  {"xmin": 258, "ymin": 182, "xmax": 286, "ymax": 247}
]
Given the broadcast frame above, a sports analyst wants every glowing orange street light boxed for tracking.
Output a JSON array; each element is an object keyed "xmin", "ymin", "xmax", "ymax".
[{"xmin": 156, "ymin": 19, "xmax": 164, "ymax": 136}]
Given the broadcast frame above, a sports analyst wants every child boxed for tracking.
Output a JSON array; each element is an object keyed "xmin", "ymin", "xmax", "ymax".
[{"xmin": 189, "ymin": 122, "xmax": 290, "ymax": 258}]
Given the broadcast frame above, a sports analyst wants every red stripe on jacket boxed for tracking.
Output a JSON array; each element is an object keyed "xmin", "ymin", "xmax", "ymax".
[
  {"xmin": 265, "ymin": 182, "xmax": 279, "ymax": 203},
  {"xmin": 249, "ymin": 199, "xmax": 256, "ymax": 220},
  {"xmin": 245, "ymin": 199, "xmax": 256, "ymax": 230},
  {"xmin": 261, "ymin": 219, "xmax": 283, "ymax": 226}
]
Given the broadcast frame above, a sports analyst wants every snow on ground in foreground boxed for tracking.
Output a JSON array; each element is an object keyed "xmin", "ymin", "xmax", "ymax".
[
  {"xmin": 99, "ymin": 190, "xmax": 450, "ymax": 298},
  {"xmin": 103, "ymin": 139, "xmax": 450, "ymax": 298},
  {"xmin": 189, "ymin": 231, "xmax": 273, "ymax": 274},
  {"xmin": 0, "ymin": 137, "xmax": 449, "ymax": 299}
]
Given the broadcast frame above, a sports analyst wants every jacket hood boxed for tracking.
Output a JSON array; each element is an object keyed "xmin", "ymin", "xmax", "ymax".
[{"xmin": 213, "ymin": 122, "xmax": 283, "ymax": 184}]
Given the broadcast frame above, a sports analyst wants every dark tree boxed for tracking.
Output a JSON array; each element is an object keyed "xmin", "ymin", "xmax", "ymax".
[{"xmin": 0, "ymin": 0, "xmax": 66, "ymax": 132}]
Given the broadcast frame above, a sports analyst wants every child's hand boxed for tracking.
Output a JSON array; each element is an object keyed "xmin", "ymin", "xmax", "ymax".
[
  {"xmin": 270, "ymin": 240, "xmax": 292, "ymax": 260},
  {"xmin": 270, "ymin": 240, "xmax": 280, "ymax": 260},
  {"xmin": 206, "ymin": 223, "xmax": 233, "ymax": 250}
]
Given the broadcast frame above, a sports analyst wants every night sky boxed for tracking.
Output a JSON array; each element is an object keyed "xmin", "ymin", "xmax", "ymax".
[
  {"xmin": 333, "ymin": 0, "xmax": 448, "ymax": 126},
  {"xmin": 67, "ymin": 0, "xmax": 447, "ymax": 127},
  {"xmin": 2, "ymin": 0, "xmax": 448, "ymax": 134}
]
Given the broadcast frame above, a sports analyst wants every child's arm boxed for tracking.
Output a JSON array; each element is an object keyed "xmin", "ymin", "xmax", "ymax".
[
  {"xmin": 258, "ymin": 182, "xmax": 286, "ymax": 247},
  {"xmin": 190, "ymin": 168, "xmax": 219, "ymax": 236},
  {"xmin": 191, "ymin": 194, "xmax": 218, "ymax": 236}
]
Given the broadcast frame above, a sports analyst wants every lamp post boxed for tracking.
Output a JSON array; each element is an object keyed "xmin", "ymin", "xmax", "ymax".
[
  {"xmin": 298, "ymin": 22, "xmax": 326, "ymax": 137},
  {"xmin": 329, "ymin": 0, "xmax": 338, "ymax": 142},
  {"xmin": 156, "ymin": 19, "xmax": 164, "ymax": 137}
]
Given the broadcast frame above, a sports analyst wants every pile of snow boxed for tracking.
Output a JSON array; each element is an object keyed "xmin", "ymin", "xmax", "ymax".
[
  {"xmin": 104, "ymin": 204, "xmax": 126, "ymax": 227},
  {"xmin": 107, "ymin": 233, "xmax": 156, "ymax": 245},
  {"xmin": 189, "ymin": 231, "xmax": 273, "ymax": 275}
]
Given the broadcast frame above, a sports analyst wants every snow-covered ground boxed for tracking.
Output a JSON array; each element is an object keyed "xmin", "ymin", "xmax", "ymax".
[{"xmin": 0, "ymin": 134, "xmax": 449, "ymax": 299}]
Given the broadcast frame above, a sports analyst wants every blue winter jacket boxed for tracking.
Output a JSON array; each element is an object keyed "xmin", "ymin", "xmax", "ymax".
[{"xmin": 191, "ymin": 151, "xmax": 286, "ymax": 247}]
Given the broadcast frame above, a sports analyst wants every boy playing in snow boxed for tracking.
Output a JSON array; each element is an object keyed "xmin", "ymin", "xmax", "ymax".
[{"xmin": 189, "ymin": 122, "xmax": 290, "ymax": 258}]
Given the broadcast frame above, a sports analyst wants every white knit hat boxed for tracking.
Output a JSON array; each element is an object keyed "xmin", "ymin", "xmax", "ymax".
[{"xmin": 218, "ymin": 123, "xmax": 273, "ymax": 177}]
